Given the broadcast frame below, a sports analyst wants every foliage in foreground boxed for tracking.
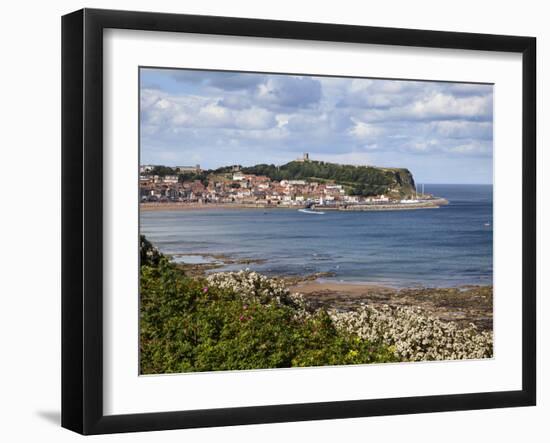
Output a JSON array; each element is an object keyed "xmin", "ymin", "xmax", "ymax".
[
  {"xmin": 330, "ymin": 305, "xmax": 493, "ymax": 362},
  {"xmin": 140, "ymin": 262, "xmax": 396, "ymax": 374},
  {"xmin": 140, "ymin": 238, "xmax": 493, "ymax": 374}
]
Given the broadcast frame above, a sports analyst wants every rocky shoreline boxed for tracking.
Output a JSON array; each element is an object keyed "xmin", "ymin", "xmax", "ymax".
[
  {"xmin": 289, "ymin": 281, "xmax": 493, "ymax": 331},
  {"xmin": 169, "ymin": 252, "xmax": 492, "ymax": 332},
  {"xmin": 171, "ymin": 252, "xmax": 266, "ymax": 277}
]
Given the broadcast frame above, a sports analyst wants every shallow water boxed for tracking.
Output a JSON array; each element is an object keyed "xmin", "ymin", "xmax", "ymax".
[
  {"xmin": 140, "ymin": 184, "xmax": 493, "ymax": 288},
  {"xmin": 170, "ymin": 254, "xmax": 220, "ymax": 265}
]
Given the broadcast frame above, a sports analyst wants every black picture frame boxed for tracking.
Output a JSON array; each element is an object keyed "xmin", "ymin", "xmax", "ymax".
[{"xmin": 61, "ymin": 8, "xmax": 536, "ymax": 435}]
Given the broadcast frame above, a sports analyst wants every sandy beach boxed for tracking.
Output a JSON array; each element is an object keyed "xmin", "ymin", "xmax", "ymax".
[{"xmin": 290, "ymin": 280, "xmax": 395, "ymax": 294}]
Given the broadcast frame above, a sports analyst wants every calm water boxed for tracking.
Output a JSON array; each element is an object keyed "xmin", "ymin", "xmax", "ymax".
[{"xmin": 140, "ymin": 184, "xmax": 493, "ymax": 288}]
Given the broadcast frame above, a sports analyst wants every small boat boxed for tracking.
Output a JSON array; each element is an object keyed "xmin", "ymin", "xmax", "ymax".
[
  {"xmin": 298, "ymin": 208, "xmax": 325, "ymax": 215},
  {"xmin": 484, "ymin": 222, "xmax": 491, "ymax": 227}
]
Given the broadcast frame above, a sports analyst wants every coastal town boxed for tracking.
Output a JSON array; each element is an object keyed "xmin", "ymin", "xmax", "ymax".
[{"xmin": 139, "ymin": 155, "xmax": 447, "ymax": 210}]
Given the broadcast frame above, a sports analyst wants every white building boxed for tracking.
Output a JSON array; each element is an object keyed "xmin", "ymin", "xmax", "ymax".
[
  {"xmin": 375, "ymin": 195, "xmax": 390, "ymax": 203},
  {"xmin": 162, "ymin": 175, "xmax": 179, "ymax": 184},
  {"xmin": 344, "ymin": 195, "xmax": 360, "ymax": 203},
  {"xmin": 326, "ymin": 184, "xmax": 344, "ymax": 192},
  {"xmin": 236, "ymin": 190, "xmax": 252, "ymax": 198}
]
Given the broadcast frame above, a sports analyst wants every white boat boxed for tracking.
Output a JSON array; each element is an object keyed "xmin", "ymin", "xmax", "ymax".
[{"xmin": 298, "ymin": 208, "xmax": 325, "ymax": 215}]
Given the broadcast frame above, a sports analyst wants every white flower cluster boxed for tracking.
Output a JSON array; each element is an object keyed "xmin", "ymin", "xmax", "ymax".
[
  {"xmin": 329, "ymin": 304, "xmax": 493, "ymax": 361},
  {"xmin": 206, "ymin": 271, "xmax": 492, "ymax": 362},
  {"xmin": 206, "ymin": 270, "xmax": 307, "ymax": 312}
]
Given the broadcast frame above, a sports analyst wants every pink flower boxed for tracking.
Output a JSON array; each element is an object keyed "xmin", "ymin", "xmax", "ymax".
[
  {"xmin": 202, "ymin": 287, "xmax": 208, "ymax": 293},
  {"xmin": 243, "ymin": 304, "xmax": 248, "ymax": 310}
]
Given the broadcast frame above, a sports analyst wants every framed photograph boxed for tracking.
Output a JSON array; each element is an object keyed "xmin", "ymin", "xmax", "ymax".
[{"xmin": 61, "ymin": 8, "xmax": 536, "ymax": 435}]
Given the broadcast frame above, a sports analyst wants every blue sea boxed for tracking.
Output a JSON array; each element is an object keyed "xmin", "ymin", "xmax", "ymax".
[{"xmin": 140, "ymin": 184, "xmax": 493, "ymax": 288}]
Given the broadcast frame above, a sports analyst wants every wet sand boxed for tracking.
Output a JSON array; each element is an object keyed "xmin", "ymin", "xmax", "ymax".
[{"xmin": 290, "ymin": 281, "xmax": 395, "ymax": 294}]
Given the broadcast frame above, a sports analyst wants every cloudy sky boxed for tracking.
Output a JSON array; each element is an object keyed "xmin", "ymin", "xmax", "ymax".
[{"xmin": 140, "ymin": 68, "xmax": 493, "ymax": 184}]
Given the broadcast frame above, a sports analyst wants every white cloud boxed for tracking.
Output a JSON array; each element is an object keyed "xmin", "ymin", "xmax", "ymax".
[
  {"xmin": 348, "ymin": 118, "xmax": 384, "ymax": 139},
  {"xmin": 233, "ymin": 108, "xmax": 277, "ymax": 130},
  {"xmin": 410, "ymin": 93, "xmax": 492, "ymax": 120},
  {"xmin": 256, "ymin": 76, "xmax": 322, "ymax": 108},
  {"xmin": 446, "ymin": 142, "xmax": 492, "ymax": 156},
  {"xmin": 140, "ymin": 70, "xmax": 494, "ymax": 182},
  {"xmin": 314, "ymin": 151, "xmax": 372, "ymax": 166},
  {"xmin": 431, "ymin": 120, "xmax": 493, "ymax": 139},
  {"xmin": 141, "ymin": 89, "xmax": 277, "ymax": 131}
]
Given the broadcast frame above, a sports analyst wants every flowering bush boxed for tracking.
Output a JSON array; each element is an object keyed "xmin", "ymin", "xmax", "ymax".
[
  {"xmin": 140, "ymin": 259, "xmax": 395, "ymax": 374},
  {"xmin": 329, "ymin": 304, "xmax": 493, "ymax": 361},
  {"xmin": 206, "ymin": 270, "xmax": 310, "ymax": 317}
]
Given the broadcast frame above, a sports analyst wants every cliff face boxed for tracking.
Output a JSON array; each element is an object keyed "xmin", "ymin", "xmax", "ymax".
[
  {"xmin": 384, "ymin": 168, "xmax": 416, "ymax": 198},
  {"xmin": 242, "ymin": 161, "xmax": 416, "ymax": 197}
]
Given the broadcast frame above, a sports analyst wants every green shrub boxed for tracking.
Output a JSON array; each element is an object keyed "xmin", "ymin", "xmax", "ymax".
[
  {"xmin": 140, "ymin": 234, "xmax": 162, "ymax": 267},
  {"xmin": 139, "ymin": 247, "xmax": 396, "ymax": 374}
]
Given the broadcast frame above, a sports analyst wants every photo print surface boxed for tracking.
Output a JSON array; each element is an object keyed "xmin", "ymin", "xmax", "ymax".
[{"xmin": 138, "ymin": 67, "xmax": 494, "ymax": 375}]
